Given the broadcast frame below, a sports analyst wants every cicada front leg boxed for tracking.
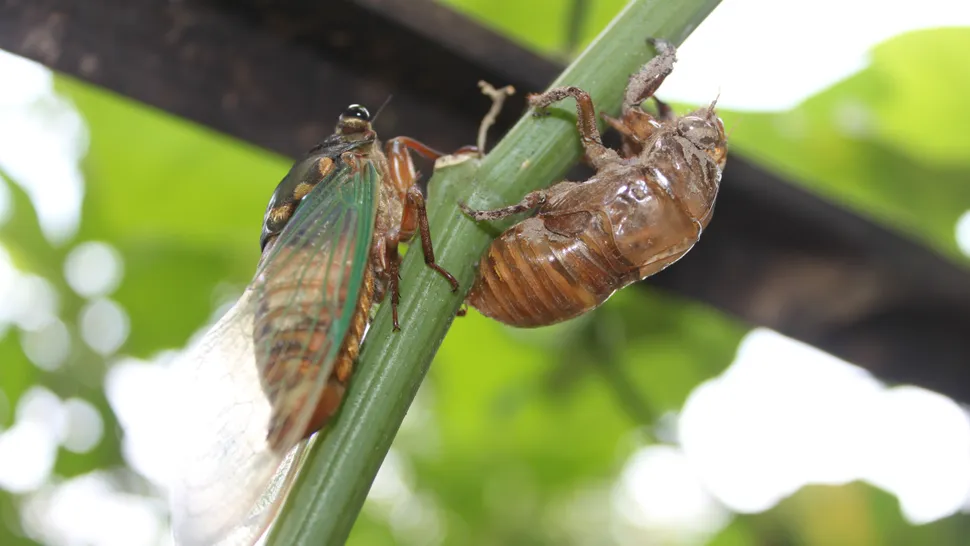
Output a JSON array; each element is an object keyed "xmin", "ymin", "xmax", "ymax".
[
  {"xmin": 406, "ymin": 185, "xmax": 460, "ymax": 291},
  {"xmin": 459, "ymin": 189, "xmax": 548, "ymax": 222},
  {"xmin": 384, "ymin": 137, "xmax": 474, "ymax": 330},
  {"xmin": 621, "ymin": 38, "xmax": 677, "ymax": 113},
  {"xmin": 603, "ymin": 38, "xmax": 679, "ymax": 156},
  {"xmin": 528, "ymin": 86, "xmax": 621, "ymax": 170}
]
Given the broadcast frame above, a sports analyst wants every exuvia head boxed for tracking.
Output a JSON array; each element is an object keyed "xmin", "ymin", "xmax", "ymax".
[
  {"xmin": 677, "ymin": 111, "xmax": 722, "ymax": 150},
  {"xmin": 679, "ymin": 99, "xmax": 728, "ymax": 167},
  {"xmin": 336, "ymin": 104, "xmax": 373, "ymax": 136}
]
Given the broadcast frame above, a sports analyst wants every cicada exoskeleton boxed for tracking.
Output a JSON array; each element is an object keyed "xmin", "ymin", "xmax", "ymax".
[{"xmin": 462, "ymin": 39, "xmax": 728, "ymax": 327}]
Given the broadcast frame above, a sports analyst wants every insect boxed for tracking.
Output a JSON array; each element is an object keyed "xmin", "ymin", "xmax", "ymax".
[
  {"xmin": 461, "ymin": 39, "xmax": 727, "ymax": 327},
  {"xmin": 168, "ymin": 104, "xmax": 473, "ymax": 545}
]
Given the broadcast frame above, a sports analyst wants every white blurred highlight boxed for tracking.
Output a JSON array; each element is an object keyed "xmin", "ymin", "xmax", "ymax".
[
  {"xmin": 367, "ymin": 448, "xmax": 445, "ymax": 546},
  {"xmin": 20, "ymin": 317, "xmax": 71, "ymax": 370},
  {"xmin": 613, "ymin": 446, "xmax": 730, "ymax": 544},
  {"xmin": 105, "ymin": 355, "xmax": 181, "ymax": 490},
  {"xmin": 0, "ymin": 421, "xmax": 57, "ymax": 493},
  {"xmin": 864, "ymin": 386, "xmax": 970, "ymax": 524},
  {"xmin": 0, "ymin": 49, "xmax": 87, "ymax": 243},
  {"xmin": 661, "ymin": 0, "xmax": 970, "ymax": 111},
  {"xmin": 60, "ymin": 397, "xmax": 105, "ymax": 454},
  {"xmin": 956, "ymin": 210, "xmax": 970, "ymax": 258},
  {"xmin": 678, "ymin": 328, "xmax": 970, "ymax": 524},
  {"xmin": 79, "ymin": 298, "xmax": 130, "ymax": 355},
  {"xmin": 21, "ymin": 471, "xmax": 173, "ymax": 546},
  {"xmin": 0, "ymin": 386, "xmax": 63, "ymax": 493},
  {"xmin": 64, "ymin": 241, "xmax": 125, "ymax": 298},
  {"xmin": 17, "ymin": 386, "xmax": 64, "ymax": 430},
  {"xmin": 3, "ymin": 271, "xmax": 60, "ymax": 332}
]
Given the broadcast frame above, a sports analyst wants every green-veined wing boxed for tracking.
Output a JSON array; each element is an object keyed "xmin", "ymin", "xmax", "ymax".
[{"xmin": 168, "ymin": 155, "xmax": 379, "ymax": 546}]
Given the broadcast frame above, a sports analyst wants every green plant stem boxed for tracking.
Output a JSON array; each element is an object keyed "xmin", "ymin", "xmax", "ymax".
[{"xmin": 267, "ymin": 0, "xmax": 720, "ymax": 543}]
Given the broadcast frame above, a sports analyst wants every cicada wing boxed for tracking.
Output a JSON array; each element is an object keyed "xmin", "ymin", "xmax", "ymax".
[
  {"xmin": 168, "ymin": 160, "xmax": 379, "ymax": 546},
  {"xmin": 168, "ymin": 289, "xmax": 290, "ymax": 546},
  {"xmin": 251, "ymin": 160, "xmax": 379, "ymax": 452}
]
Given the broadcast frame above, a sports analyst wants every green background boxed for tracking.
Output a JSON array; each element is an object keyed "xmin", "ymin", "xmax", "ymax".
[{"xmin": 1, "ymin": 1, "xmax": 969, "ymax": 544}]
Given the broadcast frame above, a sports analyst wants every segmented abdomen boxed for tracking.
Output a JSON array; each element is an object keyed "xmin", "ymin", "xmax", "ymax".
[
  {"xmin": 467, "ymin": 216, "xmax": 634, "ymax": 327},
  {"xmin": 253, "ymin": 239, "xmax": 372, "ymax": 452}
]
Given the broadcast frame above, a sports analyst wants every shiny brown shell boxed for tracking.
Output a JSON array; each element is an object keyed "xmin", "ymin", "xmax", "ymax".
[{"xmin": 464, "ymin": 39, "xmax": 728, "ymax": 327}]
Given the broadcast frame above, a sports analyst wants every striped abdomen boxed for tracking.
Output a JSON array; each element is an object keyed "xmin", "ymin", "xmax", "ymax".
[
  {"xmin": 253, "ymin": 238, "xmax": 373, "ymax": 452},
  {"xmin": 467, "ymin": 212, "xmax": 635, "ymax": 327}
]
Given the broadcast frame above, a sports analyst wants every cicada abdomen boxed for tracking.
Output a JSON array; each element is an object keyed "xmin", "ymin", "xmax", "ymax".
[
  {"xmin": 463, "ymin": 38, "xmax": 727, "ymax": 328},
  {"xmin": 254, "ymin": 181, "xmax": 375, "ymax": 450}
]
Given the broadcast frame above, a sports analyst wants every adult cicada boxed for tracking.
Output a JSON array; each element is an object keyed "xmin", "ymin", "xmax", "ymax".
[
  {"xmin": 461, "ymin": 39, "xmax": 728, "ymax": 327},
  {"xmin": 168, "ymin": 105, "xmax": 471, "ymax": 545}
]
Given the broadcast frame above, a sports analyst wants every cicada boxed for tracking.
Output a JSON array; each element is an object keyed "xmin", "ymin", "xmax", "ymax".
[
  {"xmin": 461, "ymin": 39, "xmax": 728, "ymax": 327},
  {"xmin": 168, "ymin": 105, "xmax": 470, "ymax": 545}
]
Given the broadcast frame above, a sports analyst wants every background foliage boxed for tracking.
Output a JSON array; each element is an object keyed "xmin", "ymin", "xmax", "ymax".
[{"xmin": 0, "ymin": 1, "xmax": 969, "ymax": 544}]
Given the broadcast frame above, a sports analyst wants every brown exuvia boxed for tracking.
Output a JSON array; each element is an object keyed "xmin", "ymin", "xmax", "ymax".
[{"xmin": 461, "ymin": 39, "xmax": 728, "ymax": 327}]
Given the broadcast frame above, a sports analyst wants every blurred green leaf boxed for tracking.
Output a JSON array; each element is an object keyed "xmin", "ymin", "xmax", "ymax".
[
  {"xmin": 0, "ymin": 493, "xmax": 34, "ymax": 546},
  {"xmin": 51, "ymin": 77, "xmax": 290, "ymax": 356},
  {"xmin": 54, "ymin": 78, "xmax": 286, "ymax": 251},
  {"xmin": 722, "ymin": 28, "xmax": 970, "ymax": 264},
  {"xmin": 737, "ymin": 482, "xmax": 970, "ymax": 546},
  {"xmin": 868, "ymin": 28, "xmax": 970, "ymax": 169},
  {"xmin": 0, "ymin": 335, "xmax": 35, "ymax": 426},
  {"xmin": 437, "ymin": 0, "xmax": 629, "ymax": 57},
  {"xmin": 0, "ymin": 169, "xmax": 59, "ymax": 280}
]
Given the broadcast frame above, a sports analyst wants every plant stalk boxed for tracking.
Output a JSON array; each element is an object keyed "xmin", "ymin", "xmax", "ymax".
[{"xmin": 267, "ymin": 0, "xmax": 721, "ymax": 543}]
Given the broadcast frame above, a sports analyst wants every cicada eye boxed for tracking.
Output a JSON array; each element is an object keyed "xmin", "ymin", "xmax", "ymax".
[{"xmin": 341, "ymin": 104, "xmax": 371, "ymax": 122}]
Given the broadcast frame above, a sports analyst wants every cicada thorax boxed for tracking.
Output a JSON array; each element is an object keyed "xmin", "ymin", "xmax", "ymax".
[
  {"xmin": 606, "ymin": 128, "xmax": 725, "ymax": 276},
  {"xmin": 641, "ymin": 117, "xmax": 725, "ymax": 226},
  {"xmin": 260, "ymin": 141, "xmax": 360, "ymax": 252}
]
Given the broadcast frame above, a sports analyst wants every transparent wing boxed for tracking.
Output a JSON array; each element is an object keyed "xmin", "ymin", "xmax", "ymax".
[{"xmin": 168, "ymin": 161, "xmax": 378, "ymax": 546}]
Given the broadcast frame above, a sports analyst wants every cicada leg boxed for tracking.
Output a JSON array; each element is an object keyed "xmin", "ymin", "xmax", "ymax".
[
  {"xmin": 528, "ymin": 86, "xmax": 621, "ymax": 170},
  {"xmin": 622, "ymin": 38, "xmax": 677, "ymax": 114},
  {"xmin": 602, "ymin": 39, "xmax": 678, "ymax": 157},
  {"xmin": 384, "ymin": 137, "xmax": 472, "ymax": 330},
  {"xmin": 406, "ymin": 186, "xmax": 459, "ymax": 292},
  {"xmin": 384, "ymin": 236, "xmax": 403, "ymax": 331},
  {"xmin": 459, "ymin": 190, "xmax": 548, "ymax": 222}
]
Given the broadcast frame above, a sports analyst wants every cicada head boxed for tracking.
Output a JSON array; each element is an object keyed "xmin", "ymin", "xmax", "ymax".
[
  {"xmin": 336, "ymin": 104, "xmax": 375, "ymax": 141},
  {"xmin": 680, "ymin": 99, "xmax": 728, "ymax": 170}
]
